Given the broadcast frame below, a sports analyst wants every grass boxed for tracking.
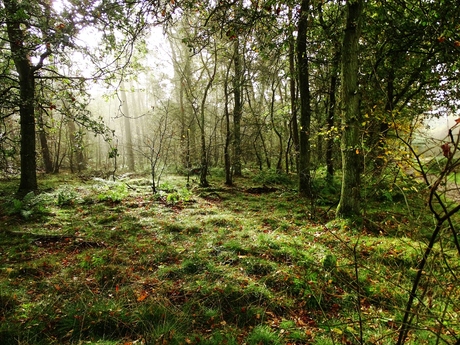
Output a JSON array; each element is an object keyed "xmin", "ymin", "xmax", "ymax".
[{"xmin": 0, "ymin": 171, "xmax": 459, "ymax": 344}]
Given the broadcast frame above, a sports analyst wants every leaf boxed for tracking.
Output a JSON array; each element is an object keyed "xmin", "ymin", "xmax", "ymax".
[{"xmin": 137, "ymin": 291, "xmax": 148, "ymax": 302}]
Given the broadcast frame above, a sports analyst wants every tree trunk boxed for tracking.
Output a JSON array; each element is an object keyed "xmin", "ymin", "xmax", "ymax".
[
  {"xmin": 197, "ymin": 44, "xmax": 218, "ymax": 187},
  {"xmin": 5, "ymin": 0, "xmax": 38, "ymax": 197},
  {"xmin": 120, "ymin": 81, "xmax": 135, "ymax": 171},
  {"xmin": 270, "ymin": 80, "xmax": 283, "ymax": 173},
  {"xmin": 68, "ymin": 118, "xmax": 75, "ymax": 173},
  {"xmin": 232, "ymin": 38, "xmax": 243, "ymax": 177},
  {"xmin": 326, "ymin": 49, "xmax": 340, "ymax": 180},
  {"xmin": 224, "ymin": 60, "xmax": 233, "ymax": 186},
  {"xmin": 53, "ymin": 114, "xmax": 65, "ymax": 174},
  {"xmin": 336, "ymin": 0, "xmax": 364, "ymax": 218},
  {"xmin": 297, "ymin": 0, "xmax": 312, "ymax": 197},
  {"xmin": 37, "ymin": 111, "xmax": 53, "ymax": 174},
  {"xmin": 67, "ymin": 117, "xmax": 85, "ymax": 173},
  {"xmin": 289, "ymin": 15, "xmax": 299, "ymax": 173}
]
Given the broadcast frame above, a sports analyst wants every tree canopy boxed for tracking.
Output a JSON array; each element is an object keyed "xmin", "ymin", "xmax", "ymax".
[{"xmin": 1, "ymin": 0, "xmax": 460, "ymax": 205}]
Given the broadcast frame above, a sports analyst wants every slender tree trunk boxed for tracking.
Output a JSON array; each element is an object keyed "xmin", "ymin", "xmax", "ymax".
[
  {"xmin": 297, "ymin": 0, "xmax": 312, "ymax": 197},
  {"xmin": 232, "ymin": 38, "xmax": 243, "ymax": 177},
  {"xmin": 326, "ymin": 49, "xmax": 340, "ymax": 180},
  {"xmin": 270, "ymin": 80, "xmax": 283, "ymax": 173},
  {"xmin": 120, "ymin": 81, "xmax": 135, "ymax": 171},
  {"xmin": 245, "ymin": 83, "xmax": 270, "ymax": 169},
  {"xmin": 336, "ymin": 0, "xmax": 364, "ymax": 218},
  {"xmin": 5, "ymin": 0, "xmax": 38, "ymax": 197},
  {"xmin": 289, "ymin": 29, "xmax": 299, "ymax": 173},
  {"xmin": 197, "ymin": 45, "xmax": 218, "ymax": 187},
  {"xmin": 68, "ymin": 118, "xmax": 75, "ymax": 173},
  {"xmin": 67, "ymin": 118, "xmax": 85, "ymax": 173},
  {"xmin": 75, "ymin": 128, "xmax": 86, "ymax": 172},
  {"xmin": 224, "ymin": 61, "xmax": 233, "ymax": 186},
  {"xmin": 37, "ymin": 111, "xmax": 53, "ymax": 173},
  {"xmin": 53, "ymin": 114, "xmax": 65, "ymax": 174}
]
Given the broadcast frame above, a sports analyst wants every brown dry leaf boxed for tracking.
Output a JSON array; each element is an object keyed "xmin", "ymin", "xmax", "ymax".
[{"xmin": 137, "ymin": 291, "xmax": 148, "ymax": 302}]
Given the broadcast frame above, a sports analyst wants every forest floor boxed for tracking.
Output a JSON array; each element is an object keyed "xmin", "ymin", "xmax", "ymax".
[{"xmin": 0, "ymin": 171, "xmax": 459, "ymax": 345}]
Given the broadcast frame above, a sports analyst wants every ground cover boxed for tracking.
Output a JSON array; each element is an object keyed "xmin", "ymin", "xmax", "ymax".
[{"xmin": 0, "ymin": 171, "xmax": 458, "ymax": 344}]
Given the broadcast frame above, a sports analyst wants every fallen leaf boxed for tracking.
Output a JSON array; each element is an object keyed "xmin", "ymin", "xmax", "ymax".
[{"xmin": 137, "ymin": 291, "xmax": 148, "ymax": 302}]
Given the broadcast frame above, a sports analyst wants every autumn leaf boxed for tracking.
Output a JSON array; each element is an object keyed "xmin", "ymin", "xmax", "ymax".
[
  {"xmin": 137, "ymin": 291, "xmax": 148, "ymax": 302},
  {"xmin": 441, "ymin": 143, "xmax": 451, "ymax": 158}
]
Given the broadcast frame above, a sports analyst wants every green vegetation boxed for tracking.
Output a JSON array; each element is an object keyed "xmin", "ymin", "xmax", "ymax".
[{"xmin": 0, "ymin": 172, "xmax": 459, "ymax": 345}]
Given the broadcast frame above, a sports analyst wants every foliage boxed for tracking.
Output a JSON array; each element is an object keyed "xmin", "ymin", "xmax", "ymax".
[
  {"xmin": 252, "ymin": 169, "xmax": 294, "ymax": 186},
  {"xmin": 56, "ymin": 186, "xmax": 79, "ymax": 207},
  {"xmin": 5, "ymin": 192, "xmax": 50, "ymax": 220},
  {"xmin": 94, "ymin": 180, "xmax": 128, "ymax": 203},
  {"xmin": 165, "ymin": 187, "xmax": 193, "ymax": 205}
]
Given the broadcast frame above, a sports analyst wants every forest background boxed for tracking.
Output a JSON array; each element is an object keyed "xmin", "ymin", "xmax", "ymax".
[{"xmin": 1, "ymin": 0, "xmax": 460, "ymax": 344}]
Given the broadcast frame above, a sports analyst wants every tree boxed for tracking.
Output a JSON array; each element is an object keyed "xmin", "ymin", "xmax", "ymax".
[
  {"xmin": 232, "ymin": 37, "xmax": 243, "ymax": 177},
  {"xmin": 288, "ymin": 10, "xmax": 299, "ymax": 174},
  {"xmin": 336, "ymin": 0, "xmax": 364, "ymax": 218},
  {"xmin": 223, "ymin": 50, "xmax": 234, "ymax": 186},
  {"xmin": 1, "ymin": 0, "xmax": 164, "ymax": 196},
  {"xmin": 120, "ymin": 81, "xmax": 135, "ymax": 171},
  {"xmin": 297, "ymin": 0, "xmax": 313, "ymax": 197},
  {"xmin": 3, "ymin": 0, "xmax": 45, "ymax": 196}
]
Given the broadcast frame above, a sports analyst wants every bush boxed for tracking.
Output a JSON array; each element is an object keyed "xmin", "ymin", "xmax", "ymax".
[{"xmin": 252, "ymin": 170, "xmax": 294, "ymax": 185}]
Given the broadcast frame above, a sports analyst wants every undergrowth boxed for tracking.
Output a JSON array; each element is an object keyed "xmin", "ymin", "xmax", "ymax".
[{"xmin": 0, "ymin": 172, "xmax": 458, "ymax": 344}]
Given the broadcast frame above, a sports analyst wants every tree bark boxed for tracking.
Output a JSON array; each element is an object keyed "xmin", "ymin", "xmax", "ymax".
[
  {"xmin": 5, "ymin": 0, "xmax": 38, "ymax": 197},
  {"xmin": 37, "ymin": 111, "xmax": 53, "ymax": 173},
  {"xmin": 326, "ymin": 48, "xmax": 340, "ymax": 180},
  {"xmin": 232, "ymin": 38, "xmax": 243, "ymax": 177},
  {"xmin": 297, "ymin": 0, "xmax": 312, "ymax": 197},
  {"xmin": 289, "ymin": 28, "xmax": 299, "ymax": 173},
  {"xmin": 336, "ymin": 0, "xmax": 364, "ymax": 218},
  {"xmin": 270, "ymin": 80, "xmax": 283, "ymax": 173},
  {"xmin": 197, "ymin": 44, "xmax": 218, "ymax": 187},
  {"xmin": 224, "ymin": 58, "xmax": 233, "ymax": 186},
  {"xmin": 120, "ymin": 81, "xmax": 135, "ymax": 171}
]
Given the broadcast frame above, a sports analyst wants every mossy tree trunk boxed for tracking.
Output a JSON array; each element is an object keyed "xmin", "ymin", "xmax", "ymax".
[
  {"xmin": 297, "ymin": 0, "xmax": 312, "ymax": 198},
  {"xmin": 5, "ymin": 0, "xmax": 40, "ymax": 197},
  {"xmin": 336, "ymin": 0, "xmax": 364, "ymax": 218},
  {"xmin": 232, "ymin": 38, "xmax": 243, "ymax": 177},
  {"xmin": 288, "ymin": 25, "xmax": 299, "ymax": 174}
]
